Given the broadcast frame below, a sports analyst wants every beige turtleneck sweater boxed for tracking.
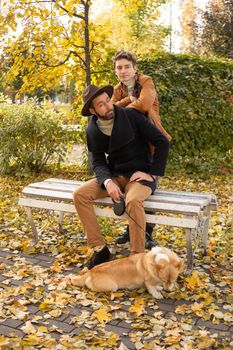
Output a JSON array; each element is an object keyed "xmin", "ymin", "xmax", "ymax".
[{"xmin": 96, "ymin": 118, "xmax": 114, "ymax": 136}]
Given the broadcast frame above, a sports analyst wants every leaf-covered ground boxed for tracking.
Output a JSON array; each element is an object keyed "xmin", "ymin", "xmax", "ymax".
[{"xmin": 0, "ymin": 168, "xmax": 232, "ymax": 349}]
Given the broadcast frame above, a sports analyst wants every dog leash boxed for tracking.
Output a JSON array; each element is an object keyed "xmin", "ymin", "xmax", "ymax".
[{"xmin": 113, "ymin": 198, "xmax": 153, "ymax": 241}]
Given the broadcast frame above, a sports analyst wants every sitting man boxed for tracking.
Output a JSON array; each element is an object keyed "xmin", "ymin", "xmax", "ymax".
[{"xmin": 73, "ymin": 84, "xmax": 170, "ymax": 269}]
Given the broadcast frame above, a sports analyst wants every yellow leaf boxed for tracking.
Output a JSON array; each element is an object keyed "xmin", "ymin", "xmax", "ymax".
[
  {"xmin": 110, "ymin": 291, "xmax": 125, "ymax": 300},
  {"xmin": 185, "ymin": 271, "xmax": 206, "ymax": 290},
  {"xmin": 0, "ymin": 336, "xmax": 9, "ymax": 346},
  {"xmin": 198, "ymin": 336, "xmax": 216, "ymax": 349},
  {"xmin": 21, "ymin": 243, "xmax": 36, "ymax": 254},
  {"xmin": 38, "ymin": 326, "xmax": 48, "ymax": 333},
  {"xmin": 51, "ymin": 261, "xmax": 62, "ymax": 272},
  {"xmin": 165, "ymin": 328, "xmax": 181, "ymax": 337},
  {"xmin": 43, "ymin": 339, "xmax": 57, "ymax": 347},
  {"xmin": 198, "ymin": 292, "xmax": 214, "ymax": 305},
  {"xmin": 0, "ymin": 263, "xmax": 6, "ymax": 270},
  {"xmin": 226, "ymin": 294, "xmax": 233, "ymax": 304},
  {"xmin": 165, "ymin": 334, "xmax": 182, "ymax": 345},
  {"xmin": 81, "ymin": 246, "xmax": 90, "ymax": 253},
  {"xmin": 21, "ymin": 321, "xmax": 37, "ymax": 334},
  {"xmin": 14, "ymin": 310, "xmax": 28, "ymax": 320},
  {"xmin": 93, "ymin": 307, "xmax": 111, "ymax": 324},
  {"xmin": 191, "ymin": 302, "xmax": 205, "ymax": 313},
  {"xmin": 224, "ymin": 312, "xmax": 233, "ymax": 323},
  {"xmin": 107, "ymin": 333, "xmax": 119, "ymax": 346},
  {"xmin": 129, "ymin": 297, "xmax": 145, "ymax": 316},
  {"xmin": 49, "ymin": 309, "xmax": 62, "ymax": 317},
  {"xmin": 175, "ymin": 304, "xmax": 190, "ymax": 315},
  {"xmin": 22, "ymin": 334, "xmax": 41, "ymax": 345},
  {"xmin": 20, "ymin": 283, "xmax": 33, "ymax": 293},
  {"xmin": 39, "ymin": 299, "xmax": 54, "ymax": 311}
]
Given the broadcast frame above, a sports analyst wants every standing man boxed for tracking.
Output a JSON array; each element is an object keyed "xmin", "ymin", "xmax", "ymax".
[
  {"xmin": 112, "ymin": 50, "xmax": 172, "ymax": 248},
  {"xmin": 73, "ymin": 84, "xmax": 169, "ymax": 269},
  {"xmin": 112, "ymin": 50, "xmax": 171, "ymax": 140}
]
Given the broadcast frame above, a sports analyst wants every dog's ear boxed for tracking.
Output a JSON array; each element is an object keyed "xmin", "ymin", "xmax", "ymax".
[
  {"xmin": 175, "ymin": 259, "xmax": 184, "ymax": 273},
  {"xmin": 154, "ymin": 252, "xmax": 169, "ymax": 270},
  {"xmin": 154, "ymin": 259, "xmax": 167, "ymax": 270}
]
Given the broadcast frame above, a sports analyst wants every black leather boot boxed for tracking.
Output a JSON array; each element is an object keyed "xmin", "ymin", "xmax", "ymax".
[
  {"xmin": 116, "ymin": 228, "xmax": 130, "ymax": 244},
  {"xmin": 84, "ymin": 246, "xmax": 113, "ymax": 270},
  {"xmin": 116, "ymin": 224, "xmax": 156, "ymax": 249}
]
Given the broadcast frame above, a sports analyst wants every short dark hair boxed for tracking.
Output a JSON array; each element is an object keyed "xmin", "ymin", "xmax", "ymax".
[{"xmin": 113, "ymin": 51, "xmax": 137, "ymax": 68}]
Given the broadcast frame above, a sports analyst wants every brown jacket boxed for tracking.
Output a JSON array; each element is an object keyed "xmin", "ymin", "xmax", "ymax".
[{"xmin": 112, "ymin": 73, "xmax": 171, "ymax": 141}]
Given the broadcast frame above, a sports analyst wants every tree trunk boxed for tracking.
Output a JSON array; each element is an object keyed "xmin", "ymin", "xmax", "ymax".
[
  {"xmin": 83, "ymin": 0, "xmax": 92, "ymax": 173},
  {"xmin": 84, "ymin": 1, "xmax": 91, "ymax": 86}
]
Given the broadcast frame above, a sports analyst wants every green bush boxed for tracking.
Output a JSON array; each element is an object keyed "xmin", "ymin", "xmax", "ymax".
[
  {"xmin": 0, "ymin": 98, "xmax": 71, "ymax": 176},
  {"xmin": 137, "ymin": 53, "xmax": 233, "ymax": 175}
]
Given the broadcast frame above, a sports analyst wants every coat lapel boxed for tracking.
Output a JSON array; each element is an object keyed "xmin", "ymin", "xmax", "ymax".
[
  {"xmin": 108, "ymin": 106, "xmax": 135, "ymax": 152},
  {"xmin": 86, "ymin": 116, "xmax": 110, "ymax": 152}
]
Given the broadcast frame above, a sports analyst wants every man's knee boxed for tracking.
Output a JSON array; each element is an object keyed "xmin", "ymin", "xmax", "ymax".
[
  {"xmin": 126, "ymin": 197, "xmax": 144, "ymax": 212},
  {"xmin": 73, "ymin": 186, "xmax": 87, "ymax": 204}
]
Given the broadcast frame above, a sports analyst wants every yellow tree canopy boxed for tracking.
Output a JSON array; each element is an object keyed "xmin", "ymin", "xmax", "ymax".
[
  {"xmin": 0, "ymin": 0, "xmax": 169, "ymax": 95},
  {"xmin": 0, "ymin": 0, "xmax": 111, "ymax": 94},
  {"xmin": 96, "ymin": 0, "xmax": 169, "ymax": 55}
]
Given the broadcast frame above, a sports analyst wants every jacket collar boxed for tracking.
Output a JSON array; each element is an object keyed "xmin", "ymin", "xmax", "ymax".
[{"xmin": 87, "ymin": 105, "xmax": 135, "ymax": 153}]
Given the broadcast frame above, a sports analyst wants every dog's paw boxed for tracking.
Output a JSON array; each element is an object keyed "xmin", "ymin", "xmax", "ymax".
[
  {"xmin": 64, "ymin": 275, "xmax": 73, "ymax": 285},
  {"xmin": 155, "ymin": 285, "xmax": 163, "ymax": 291},
  {"xmin": 152, "ymin": 291, "xmax": 163, "ymax": 299},
  {"xmin": 79, "ymin": 267, "xmax": 89, "ymax": 274},
  {"xmin": 147, "ymin": 285, "xmax": 163, "ymax": 299}
]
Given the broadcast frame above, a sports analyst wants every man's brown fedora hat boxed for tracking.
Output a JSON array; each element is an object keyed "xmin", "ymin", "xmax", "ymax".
[{"xmin": 81, "ymin": 84, "xmax": 114, "ymax": 116}]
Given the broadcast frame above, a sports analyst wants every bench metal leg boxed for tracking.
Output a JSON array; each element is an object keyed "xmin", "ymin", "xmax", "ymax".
[
  {"xmin": 202, "ymin": 205, "xmax": 210, "ymax": 255},
  {"xmin": 24, "ymin": 207, "xmax": 39, "ymax": 244},
  {"xmin": 58, "ymin": 211, "xmax": 64, "ymax": 233},
  {"xmin": 185, "ymin": 228, "xmax": 193, "ymax": 275}
]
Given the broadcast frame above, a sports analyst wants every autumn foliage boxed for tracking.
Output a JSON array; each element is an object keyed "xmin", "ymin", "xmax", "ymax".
[
  {"xmin": 0, "ymin": 98, "xmax": 70, "ymax": 175},
  {"xmin": 137, "ymin": 53, "xmax": 233, "ymax": 174}
]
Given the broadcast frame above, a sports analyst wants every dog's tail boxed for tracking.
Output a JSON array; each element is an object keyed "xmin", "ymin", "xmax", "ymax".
[{"xmin": 70, "ymin": 267, "xmax": 90, "ymax": 287}]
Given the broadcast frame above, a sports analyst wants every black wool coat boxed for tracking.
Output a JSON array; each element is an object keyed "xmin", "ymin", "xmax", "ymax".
[{"xmin": 86, "ymin": 105, "xmax": 170, "ymax": 187}]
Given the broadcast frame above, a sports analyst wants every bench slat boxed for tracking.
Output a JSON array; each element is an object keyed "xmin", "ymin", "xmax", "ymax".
[
  {"xmin": 26, "ymin": 182, "xmax": 209, "ymax": 207},
  {"xmin": 18, "ymin": 198, "xmax": 198, "ymax": 229},
  {"xmin": 22, "ymin": 187, "xmax": 201, "ymax": 215},
  {"xmin": 44, "ymin": 178, "xmax": 217, "ymax": 208}
]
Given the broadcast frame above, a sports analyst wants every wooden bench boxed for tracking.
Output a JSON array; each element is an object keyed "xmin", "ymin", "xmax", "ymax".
[{"xmin": 18, "ymin": 178, "xmax": 217, "ymax": 274}]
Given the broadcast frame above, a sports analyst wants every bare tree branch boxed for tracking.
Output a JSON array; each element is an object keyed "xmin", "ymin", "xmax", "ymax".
[
  {"xmin": 51, "ymin": 0, "xmax": 85, "ymax": 20},
  {"xmin": 39, "ymin": 51, "xmax": 73, "ymax": 67}
]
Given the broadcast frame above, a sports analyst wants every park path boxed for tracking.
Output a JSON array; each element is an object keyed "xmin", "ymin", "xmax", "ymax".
[{"xmin": 0, "ymin": 245, "xmax": 232, "ymax": 349}]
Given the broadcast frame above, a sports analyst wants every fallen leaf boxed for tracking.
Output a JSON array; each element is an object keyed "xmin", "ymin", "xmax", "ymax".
[
  {"xmin": 21, "ymin": 321, "xmax": 37, "ymax": 334},
  {"xmin": 129, "ymin": 297, "xmax": 145, "ymax": 316},
  {"xmin": 0, "ymin": 336, "xmax": 9, "ymax": 346},
  {"xmin": 39, "ymin": 299, "xmax": 54, "ymax": 312},
  {"xmin": 51, "ymin": 260, "xmax": 63, "ymax": 272},
  {"xmin": 92, "ymin": 307, "xmax": 112, "ymax": 324},
  {"xmin": 165, "ymin": 334, "xmax": 182, "ymax": 345},
  {"xmin": 49, "ymin": 309, "xmax": 62, "ymax": 317},
  {"xmin": 185, "ymin": 271, "xmax": 207, "ymax": 290}
]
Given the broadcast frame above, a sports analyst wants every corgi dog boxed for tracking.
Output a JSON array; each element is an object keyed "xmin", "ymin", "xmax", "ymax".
[{"xmin": 70, "ymin": 247, "xmax": 184, "ymax": 299}]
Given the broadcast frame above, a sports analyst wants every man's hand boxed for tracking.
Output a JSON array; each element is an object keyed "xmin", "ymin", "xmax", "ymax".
[
  {"xmin": 130, "ymin": 171, "xmax": 155, "ymax": 182},
  {"xmin": 106, "ymin": 180, "xmax": 123, "ymax": 201}
]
